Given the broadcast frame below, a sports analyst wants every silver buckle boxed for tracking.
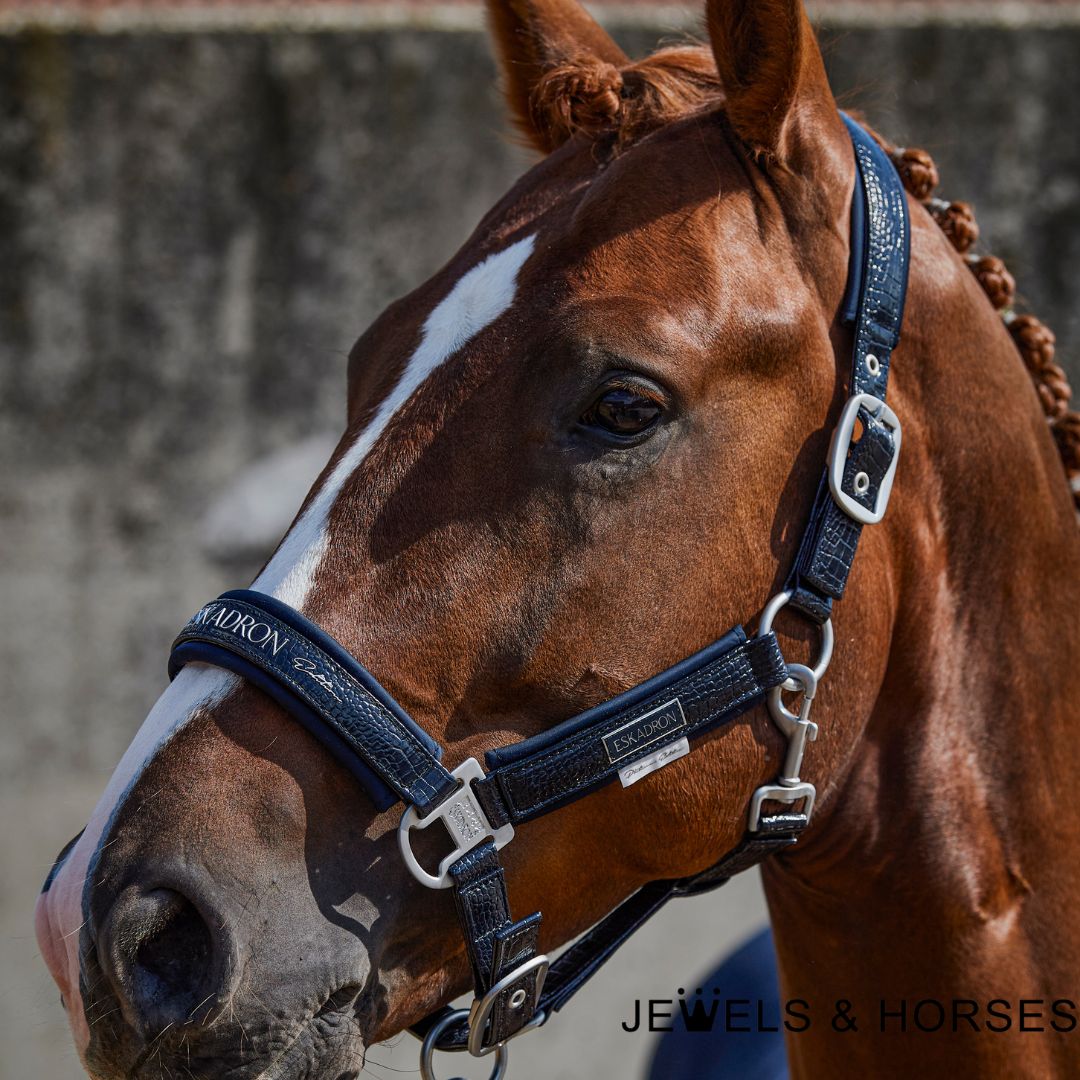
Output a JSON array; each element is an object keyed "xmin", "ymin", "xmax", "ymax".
[
  {"xmin": 828, "ymin": 392, "xmax": 901, "ymax": 525},
  {"xmin": 748, "ymin": 781, "xmax": 816, "ymax": 831},
  {"xmin": 398, "ymin": 758, "xmax": 514, "ymax": 890},
  {"xmin": 467, "ymin": 955, "xmax": 550, "ymax": 1056},
  {"xmin": 749, "ymin": 663, "xmax": 818, "ymax": 831}
]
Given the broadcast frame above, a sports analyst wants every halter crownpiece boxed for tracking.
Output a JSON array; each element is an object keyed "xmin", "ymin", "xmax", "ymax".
[{"xmin": 169, "ymin": 114, "xmax": 909, "ymax": 1080}]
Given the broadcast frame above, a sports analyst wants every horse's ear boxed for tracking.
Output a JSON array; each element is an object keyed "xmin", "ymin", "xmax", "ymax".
[
  {"xmin": 705, "ymin": 0, "xmax": 837, "ymax": 164},
  {"xmin": 485, "ymin": 0, "xmax": 629, "ymax": 152}
]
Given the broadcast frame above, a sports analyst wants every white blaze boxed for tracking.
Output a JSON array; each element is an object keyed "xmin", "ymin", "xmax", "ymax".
[
  {"xmin": 254, "ymin": 232, "xmax": 537, "ymax": 608},
  {"xmin": 40, "ymin": 233, "xmax": 537, "ymax": 1051},
  {"xmin": 37, "ymin": 665, "xmax": 237, "ymax": 1052}
]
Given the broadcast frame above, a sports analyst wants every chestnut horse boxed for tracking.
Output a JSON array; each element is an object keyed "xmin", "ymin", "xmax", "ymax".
[{"xmin": 36, "ymin": 0, "xmax": 1080, "ymax": 1076}]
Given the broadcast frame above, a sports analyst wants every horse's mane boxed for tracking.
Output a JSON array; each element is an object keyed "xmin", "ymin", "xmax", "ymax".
[
  {"xmin": 871, "ymin": 134, "xmax": 1080, "ymax": 512},
  {"xmin": 530, "ymin": 46, "xmax": 1080, "ymax": 510}
]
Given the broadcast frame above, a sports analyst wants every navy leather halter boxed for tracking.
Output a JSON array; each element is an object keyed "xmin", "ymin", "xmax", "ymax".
[{"xmin": 169, "ymin": 115, "xmax": 909, "ymax": 1079}]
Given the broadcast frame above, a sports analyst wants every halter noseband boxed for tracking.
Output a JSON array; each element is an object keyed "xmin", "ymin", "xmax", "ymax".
[{"xmin": 168, "ymin": 115, "xmax": 909, "ymax": 1080}]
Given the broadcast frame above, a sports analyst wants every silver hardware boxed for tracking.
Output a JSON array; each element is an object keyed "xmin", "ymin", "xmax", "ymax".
[
  {"xmin": 467, "ymin": 954, "xmax": 550, "ymax": 1056},
  {"xmin": 748, "ymin": 780, "xmax": 816, "ymax": 831},
  {"xmin": 828, "ymin": 392, "xmax": 901, "ymax": 525},
  {"xmin": 509, "ymin": 989, "xmax": 527, "ymax": 1011},
  {"xmin": 757, "ymin": 590, "xmax": 834, "ymax": 682},
  {"xmin": 865, "ymin": 352, "xmax": 881, "ymax": 376},
  {"xmin": 399, "ymin": 758, "xmax": 515, "ymax": 890},
  {"xmin": 750, "ymin": 664, "xmax": 819, "ymax": 831},
  {"xmin": 853, "ymin": 471, "xmax": 870, "ymax": 494},
  {"xmin": 767, "ymin": 663, "xmax": 817, "ymax": 740},
  {"xmin": 420, "ymin": 1008, "xmax": 508, "ymax": 1080}
]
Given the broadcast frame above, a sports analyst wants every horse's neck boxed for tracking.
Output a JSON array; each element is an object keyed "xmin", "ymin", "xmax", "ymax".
[{"xmin": 765, "ymin": 230, "xmax": 1080, "ymax": 1077}]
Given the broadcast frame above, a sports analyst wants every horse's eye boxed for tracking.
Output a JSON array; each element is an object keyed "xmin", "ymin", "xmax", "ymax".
[{"xmin": 581, "ymin": 386, "xmax": 663, "ymax": 438}]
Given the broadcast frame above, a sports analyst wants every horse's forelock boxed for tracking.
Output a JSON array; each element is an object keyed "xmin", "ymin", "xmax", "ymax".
[{"xmin": 529, "ymin": 45, "xmax": 724, "ymax": 152}]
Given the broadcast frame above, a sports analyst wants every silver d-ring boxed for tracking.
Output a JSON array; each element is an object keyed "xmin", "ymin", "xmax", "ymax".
[
  {"xmin": 420, "ymin": 1009, "xmax": 509, "ymax": 1080},
  {"xmin": 757, "ymin": 590, "xmax": 834, "ymax": 683}
]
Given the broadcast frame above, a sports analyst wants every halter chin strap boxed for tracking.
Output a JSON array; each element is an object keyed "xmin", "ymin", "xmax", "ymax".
[{"xmin": 168, "ymin": 114, "xmax": 909, "ymax": 1079}]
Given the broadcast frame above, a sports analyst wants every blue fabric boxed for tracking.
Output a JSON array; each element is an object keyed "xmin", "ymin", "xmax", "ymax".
[
  {"xmin": 648, "ymin": 927, "xmax": 788, "ymax": 1080},
  {"xmin": 839, "ymin": 120, "xmax": 868, "ymax": 328},
  {"xmin": 840, "ymin": 113, "xmax": 911, "ymax": 351},
  {"xmin": 169, "ymin": 591, "xmax": 457, "ymax": 809}
]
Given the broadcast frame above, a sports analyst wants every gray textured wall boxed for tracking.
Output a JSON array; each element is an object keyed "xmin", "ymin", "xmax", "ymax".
[
  {"xmin": 3, "ymin": 18, "xmax": 1078, "ymax": 781},
  {"xmin": 2, "ymin": 13, "xmax": 1079, "ymax": 1080},
  {"xmin": 0, "ymin": 26, "xmax": 532, "ymax": 779}
]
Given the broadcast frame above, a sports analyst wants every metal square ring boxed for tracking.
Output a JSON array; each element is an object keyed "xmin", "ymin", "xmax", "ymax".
[
  {"xmin": 748, "ymin": 781, "xmax": 816, "ymax": 832},
  {"xmin": 398, "ymin": 757, "xmax": 514, "ymax": 889}
]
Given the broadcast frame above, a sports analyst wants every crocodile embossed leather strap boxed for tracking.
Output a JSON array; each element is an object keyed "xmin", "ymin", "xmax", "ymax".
[{"xmin": 784, "ymin": 115, "xmax": 911, "ymax": 624}]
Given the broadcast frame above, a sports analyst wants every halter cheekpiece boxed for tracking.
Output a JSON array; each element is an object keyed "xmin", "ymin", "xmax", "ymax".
[{"xmin": 169, "ymin": 115, "xmax": 910, "ymax": 1080}]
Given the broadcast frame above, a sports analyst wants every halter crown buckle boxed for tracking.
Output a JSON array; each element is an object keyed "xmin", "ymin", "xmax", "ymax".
[
  {"xmin": 828, "ymin": 392, "xmax": 902, "ymax": 525},
  {"xmin": 398, "ymin": 758, "xmax": 515, "ymax": 889}
]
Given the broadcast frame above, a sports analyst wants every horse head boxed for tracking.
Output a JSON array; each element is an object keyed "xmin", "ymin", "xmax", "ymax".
[{"xmin": 36, "ymin": 0, "xmax": 1080, "ymax": 1077}]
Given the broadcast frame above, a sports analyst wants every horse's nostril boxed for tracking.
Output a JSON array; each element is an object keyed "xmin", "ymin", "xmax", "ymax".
[
  {"xmin": 104, "ymin": 887, "xmax": 221, "ymax": 1034},
  {"xmin": 133, "ymin": 890, "xmax": 212, "ymax": 1004}
]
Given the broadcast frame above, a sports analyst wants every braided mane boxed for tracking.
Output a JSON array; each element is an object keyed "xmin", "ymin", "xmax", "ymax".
[
  {"xmin": 530, "ymin": 48, "xmax": 1080, "ymax": 510},
  {"xmin": 874, "ymin": 135, "xmax": 1080, "ymax": 511}
]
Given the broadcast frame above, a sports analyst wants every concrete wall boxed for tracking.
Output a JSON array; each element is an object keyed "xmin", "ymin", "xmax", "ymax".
[
  {"xmin": 1, "ymin": 10, "xmax": 1078, "ymax": 1079},
  {"xmin": 0, "ymin": 25, "xmax": 534, "ymax": 780},
  {"xmin": 3, "ymin": 14, "xmax": 1078, "ymax": 782},
  {"xmin": 2, "ymin": 12, "xmax": 1080, "ymax": 781}
]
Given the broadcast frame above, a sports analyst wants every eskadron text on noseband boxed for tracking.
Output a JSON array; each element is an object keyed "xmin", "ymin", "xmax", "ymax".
[{"xmin": 168, "ymin": 115, "xmax": 909, "ymax": 1080}]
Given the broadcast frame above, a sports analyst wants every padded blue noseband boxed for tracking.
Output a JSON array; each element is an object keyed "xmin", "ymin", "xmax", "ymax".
[{"xmin": 169, "ymin": 115, "xmax": 910, "ymax": 1073}]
